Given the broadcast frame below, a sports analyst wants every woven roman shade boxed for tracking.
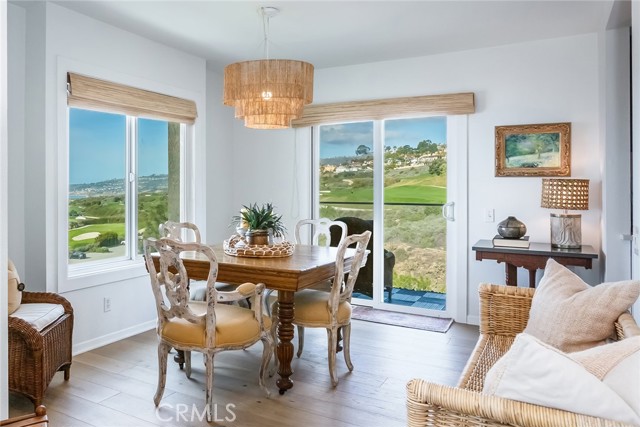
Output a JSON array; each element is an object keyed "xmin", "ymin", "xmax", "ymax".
[
  {"xmin": 291, "ymin": 92, "xmax": 475, "ymax": 127},
  {"xmin": 67, "ymin": 72, "xmax": 198, "ymax": 124}
]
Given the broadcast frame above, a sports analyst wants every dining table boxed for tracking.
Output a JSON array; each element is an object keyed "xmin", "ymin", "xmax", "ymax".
[{"xmin": 150, "ymin": 242, "xmax": 363, "ymax": 395}]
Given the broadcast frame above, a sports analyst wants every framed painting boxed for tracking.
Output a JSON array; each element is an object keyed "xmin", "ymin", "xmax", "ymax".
[{"xmin": 495, "ymin": 122, "xmax": 571, "ymax": 177}]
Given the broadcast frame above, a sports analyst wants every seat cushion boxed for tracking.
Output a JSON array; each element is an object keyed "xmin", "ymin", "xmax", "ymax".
[
  {"xmin": 161, "ymin": 303, "xmax": 267, "ymax": 348},
  {"xmin": 523, "ymin": 259, "xmax": 640, "ymax": 352},
  {"xmin": 10, "ymin": 303, "xmax": 65, "ymax": 332},
  {"xmin": 7, "ymin": 260, "xmax": 22, "ymax": 315},
  {"xmin": 483, "ymin": 333, "xmax": 640, "ymax": 425},
  {"xmin": 292, "ymin": 289, "xmax": 352, "ymax": 327}
]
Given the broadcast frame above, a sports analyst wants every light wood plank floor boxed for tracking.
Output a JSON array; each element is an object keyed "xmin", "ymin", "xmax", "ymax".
[{"xmin": 9, "ymin": 319, "xmax": 479, "ymax": 426}]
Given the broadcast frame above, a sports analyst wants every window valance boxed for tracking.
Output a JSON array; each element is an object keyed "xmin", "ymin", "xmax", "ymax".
[
  {"xmin": 67, "ymin": 72, "xmax": 198, "ymax": 124},
  {"xmin": 291, "ymin": 92, "xmax": 475, "ymax": 127}
]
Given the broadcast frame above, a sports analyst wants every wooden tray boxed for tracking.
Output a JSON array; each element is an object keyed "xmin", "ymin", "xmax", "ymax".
[{"xmin": 223, "ymin": 235, "xmax": 294, "ymax": 258}]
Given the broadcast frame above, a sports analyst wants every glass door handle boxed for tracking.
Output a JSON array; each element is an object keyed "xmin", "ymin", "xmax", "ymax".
[{"xmin": 442, "ymin": 202, "xmax": 455, "ymax": 221}]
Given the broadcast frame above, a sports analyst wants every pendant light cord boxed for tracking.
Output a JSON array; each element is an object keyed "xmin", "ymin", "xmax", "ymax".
[{"xmin": 262, "ymin": 8, "xmax": 270, "ymax": 60}]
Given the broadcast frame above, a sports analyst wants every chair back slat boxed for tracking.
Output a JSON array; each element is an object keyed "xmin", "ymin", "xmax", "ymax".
[
  {"xmin": 295, "ymin": 218, "xmax": 347, "ymax": 247},
  {"xmin": 158, "ymin": 221, "xmax": 201, "ymax": 243},
  {"xmin": 329, "ymin": 230, "xmax": 371, "ymax": 309},
  {"xmin": 144, "ymin": 238, "xmax": 218, "ymax": 332}
]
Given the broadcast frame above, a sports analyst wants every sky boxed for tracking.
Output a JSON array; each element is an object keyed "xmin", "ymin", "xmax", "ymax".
[
  {"xmin": 69, "ymin": 108, "xmax": 170, "ymax": 185},
  {"xmin": 319, "ymin": 116, "xmax": 447, "ymax": 159}
]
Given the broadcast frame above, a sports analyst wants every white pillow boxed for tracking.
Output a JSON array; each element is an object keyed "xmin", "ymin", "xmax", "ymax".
[
  {"xmin": 569, "ymin": 335, "xmax": 640, "ymax": 418},
  {"xmin": 483, "ymin": 333, "xmax": 640, "ymax": 425}
]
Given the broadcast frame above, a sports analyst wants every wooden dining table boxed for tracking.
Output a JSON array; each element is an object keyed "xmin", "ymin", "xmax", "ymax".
[{"xmin": 150, "ymin": 243, "xmax": 361, "ymax": 395}]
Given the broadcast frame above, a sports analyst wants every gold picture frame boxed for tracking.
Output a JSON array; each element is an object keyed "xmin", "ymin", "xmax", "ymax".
[{"xmin": 495, "ymin": 122, "xmax": 571, "ymax": 177}]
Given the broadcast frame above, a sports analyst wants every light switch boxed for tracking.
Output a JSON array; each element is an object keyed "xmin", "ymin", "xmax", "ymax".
[{"xmin": 484, "ymin": 208, "xmax": 495, "ymax": 223}]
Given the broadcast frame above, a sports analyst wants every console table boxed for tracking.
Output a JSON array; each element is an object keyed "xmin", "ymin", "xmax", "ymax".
[{"xmin": 472, "ymin": 240, "xmax": 598, "ymax": 287}]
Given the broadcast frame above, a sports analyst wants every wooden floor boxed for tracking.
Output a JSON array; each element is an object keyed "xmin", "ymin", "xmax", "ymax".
[{"xmin": 9, "ymin": 320, "xmax": 479, "ymax": 426}]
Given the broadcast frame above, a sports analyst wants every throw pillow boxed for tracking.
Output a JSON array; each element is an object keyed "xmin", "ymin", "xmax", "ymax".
[
  {"xmin": 483, "ymin": 333, "xmax": 640, "ymax": 425},
  {"xmin": 570, "ymin": 336, "xmax": 640, "ymax": 417},
  {"xmin": 7, "ymin": 259, "xmax": 23, "ymax": 315},
  {"xmin": 523, "ymin": 258, "xmax": 640, "ymax": 352}
]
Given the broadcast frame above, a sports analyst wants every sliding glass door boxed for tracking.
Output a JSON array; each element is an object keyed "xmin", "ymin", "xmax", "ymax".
[{"xmin": 315, "ymin": 116, "xmax": 461, "ymax": 318}]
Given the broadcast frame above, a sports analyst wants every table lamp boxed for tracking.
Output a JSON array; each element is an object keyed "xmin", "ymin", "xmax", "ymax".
[{"xmin": 540, "ymin": 178, "xmax": 589, "ymax": 249}]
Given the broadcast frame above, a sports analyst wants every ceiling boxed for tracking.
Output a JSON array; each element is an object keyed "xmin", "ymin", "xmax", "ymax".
[{"xmin": 49, "ymin": 0, "xmax": 617, "ymax": 72}]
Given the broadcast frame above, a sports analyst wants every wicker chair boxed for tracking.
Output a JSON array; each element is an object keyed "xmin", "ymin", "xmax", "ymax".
[
  {"xmin": 407, "ymin": 283, "xmax": 640, "ymax": 427},
  {"xmin": 9, "ymin": 291, "xmax": 74, "ymax": 408}
]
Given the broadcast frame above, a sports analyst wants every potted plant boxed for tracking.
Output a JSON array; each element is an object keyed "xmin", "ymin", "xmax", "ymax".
[{"xmin": 231, "ymin": 202, "xmax": 286, "ymax": 245}]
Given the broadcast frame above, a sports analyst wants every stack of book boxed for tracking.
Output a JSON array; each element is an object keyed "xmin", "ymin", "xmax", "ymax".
[{"xmin": 492, "ymin": 235, "xmax": 530, "ymax": 248}]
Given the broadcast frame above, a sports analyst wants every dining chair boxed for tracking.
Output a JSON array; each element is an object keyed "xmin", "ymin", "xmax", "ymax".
[
  {"xmin": 143, "ymin": 238, "xmax": 273, "ymax": 419},
  {"xmin": 265, "ymin": 218, "xmax": 348, "ymax": 315},
  {"xmin": 158, "ymin": 220, "xmax": 237, "ymax": 301},
  {"xmin": 294, "ymin": 218, "xmax": 347, "ymax": 247},
  {"xmin": 158, "ymin": 220, "xmax": 201, "ymax": 243},
  {"xmin": 272, "ymin": 230, "xmax": 371, "ymax": 387}
]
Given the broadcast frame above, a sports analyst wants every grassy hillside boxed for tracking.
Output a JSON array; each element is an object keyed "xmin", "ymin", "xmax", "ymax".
[{"xmin": 320, "ymin": 164, "xmax": 448, "ymax": 295}]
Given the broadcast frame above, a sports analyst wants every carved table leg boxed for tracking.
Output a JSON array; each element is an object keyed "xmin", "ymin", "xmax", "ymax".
[
  {"xmin": 174, "ymin": 350, "xmax": 185, "ymax": 369},
  {"xmin": 505, "ymin": 263, "xmax": 518, "ymax": 286},
  {"xmin": 276, "ymin": 291, "xmax": 295, "ymax": 395},
  {"xmin": 527, "ymin": 269, "xmax": 537, "ymax": 288}
]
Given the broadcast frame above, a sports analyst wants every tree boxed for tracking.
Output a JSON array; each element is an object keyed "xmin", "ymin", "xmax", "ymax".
[
  {"xmin": 429, "ymin": 158, "xmax": 447, "ymax": 176},
  {"xmin": 355, "ymin": 144, "xmax": 371, "ymax": 156},
  {"xmin": 417, "ymin": 140, "xmax": 438, "ymax": 154}
]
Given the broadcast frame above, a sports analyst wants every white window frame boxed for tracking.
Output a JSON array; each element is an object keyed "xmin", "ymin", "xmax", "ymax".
[{"xmin": 56, "ymin": 59, "xmax": 197, "ymax": 293}]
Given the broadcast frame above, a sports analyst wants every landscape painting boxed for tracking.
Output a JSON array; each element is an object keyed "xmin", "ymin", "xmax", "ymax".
[{"xmin": 495, "ymin": 122, "xmax": 571, "ymax": 177}]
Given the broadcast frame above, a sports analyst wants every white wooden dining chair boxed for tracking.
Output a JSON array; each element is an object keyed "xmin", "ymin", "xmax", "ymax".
[
  {"xmin": 272, "ymin": 230, "xmax": 371, "ymax": 387},
  {"xmin": 143, "ymin": 238, "xmax": 273, "ymax": 421},
  {"xmin": 294, "ymin": 218, "xmax": 347, "ymax": 247},
  {"xmin": 265, "ymin": 218, "xmax": 348, "ymax": 316},
  {"xmin": 158, "ymin": 220, "xmax": 201, "ymax": 243}
]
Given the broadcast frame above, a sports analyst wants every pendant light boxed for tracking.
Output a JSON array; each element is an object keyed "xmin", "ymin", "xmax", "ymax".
[{"xmin": 223, "ymin": 7, "xmax": 314, "ymax": 129}]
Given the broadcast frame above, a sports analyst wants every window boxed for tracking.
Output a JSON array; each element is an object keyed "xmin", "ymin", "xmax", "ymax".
[
  {"xmin": 68, "ymin": 108, "xmax": 184, "ymax": 268},
  {"xmin": 64, "ymin": 72, "xmax": 197, "ymax": 276}
]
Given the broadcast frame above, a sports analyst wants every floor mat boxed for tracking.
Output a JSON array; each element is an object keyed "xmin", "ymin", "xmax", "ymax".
[{"xmin": 351, "ymin": 306, "xmax": 453, "ymax": 333}]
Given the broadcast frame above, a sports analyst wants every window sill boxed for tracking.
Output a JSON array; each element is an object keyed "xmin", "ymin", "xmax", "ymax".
[{"xmin": 60, "ymin": 259, "xmax": 148, "ymax": 293}]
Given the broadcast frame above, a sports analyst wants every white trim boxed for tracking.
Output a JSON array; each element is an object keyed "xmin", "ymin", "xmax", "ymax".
[
  {"xmin": 0, "ymin": 0, "xmax": 9, "ymax": 418},
  {"xmin": 72, "ymin": 319, "xmax": 156, "ymax": 356},
  {"xmin": 448, "ymin": 115, "xmax": 469, "ymax": 324},
  {"xmin": 56, "ymin": 56, "xmax": 202, "ymax": 293},
  {"xmin": 466, "ymin": 315, "xmax": 480, "ymax": 326},
  {"xmin": 372, "ymin": 120, "xmax": 383, "ymax": 305}
]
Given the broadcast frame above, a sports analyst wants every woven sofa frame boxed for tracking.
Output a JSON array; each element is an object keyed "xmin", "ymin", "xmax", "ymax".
[
  {"xmin": 9, "ymin": 291, "xmax": 74, "ymax": 407},
  {"xmin": 407, "ymin": 283, "xmax": 640, "ymax": 427}
]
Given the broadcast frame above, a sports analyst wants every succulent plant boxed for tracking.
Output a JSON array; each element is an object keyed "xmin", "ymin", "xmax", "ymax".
[{"xmin": 231, "ymin": 202, "xmax": 286, "ymax": 238}]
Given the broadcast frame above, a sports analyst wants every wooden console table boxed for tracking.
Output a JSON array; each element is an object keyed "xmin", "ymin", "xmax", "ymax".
[{"xmin": 472, "ymin": 240, "xmax": 598, "ymax": 287}]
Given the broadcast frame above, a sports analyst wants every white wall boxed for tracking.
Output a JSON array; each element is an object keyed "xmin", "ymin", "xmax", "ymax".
[
  {"xmin": 230, "ymin": 33, "xmax": 602, "ymax": 323},
  {"xmin": 205, "ymin": 68, "xmax": 236, "ymax": 243},
  {"xmin": 600, "ymin": 27, "xmax": 631, "ymax": 283},
  {"xmin": 9, "ymin": 2, "xmax": 208, "ymax": 351},
  {"xmin": 7, "ymin": 3, "xmax": 25, "ymax": 276},
  {"xmin": 1, "ymin": 0, "xmax": 9, "ymax": 418},
  {"xmin": 632, "ymin": 1, "xmax": 640, "ymax": 321}
]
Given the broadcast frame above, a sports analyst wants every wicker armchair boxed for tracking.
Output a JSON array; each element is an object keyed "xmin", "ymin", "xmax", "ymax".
[
  {"xmin": 9, "ymin": 291, "xmax": 74, "ymax": 408},
  {"xmin": 407, "ymin": 283, "xmax": 640, "ymax": 427}
]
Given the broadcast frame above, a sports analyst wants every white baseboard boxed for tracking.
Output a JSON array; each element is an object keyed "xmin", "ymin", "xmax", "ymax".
[
  {"xmin": 72, "ymin": 319, "xmax": 156, "ymax": 356},
  {"xmin": 466, "ymin": 315, "xmax": 480, "ymax": 326}
]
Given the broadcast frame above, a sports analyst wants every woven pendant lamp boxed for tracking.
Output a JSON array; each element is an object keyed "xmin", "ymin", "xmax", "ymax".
[{"xmin": 223, "ymin": 7, "xmax": 314, "ymax": 129}]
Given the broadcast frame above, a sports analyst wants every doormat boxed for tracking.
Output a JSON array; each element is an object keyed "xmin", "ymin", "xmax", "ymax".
[{"xmin": 351, "ymin": 306, "xmax": 453, "ymax": 333}]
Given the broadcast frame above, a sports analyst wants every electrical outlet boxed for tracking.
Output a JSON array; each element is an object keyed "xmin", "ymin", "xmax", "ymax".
[
  {"xmin": 484, "ymin": 208, "xmax": 495, "ymax": 223},
  {"xmin": 103, "ymin": 297, "xmax": 112, "ymax": 312}
]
